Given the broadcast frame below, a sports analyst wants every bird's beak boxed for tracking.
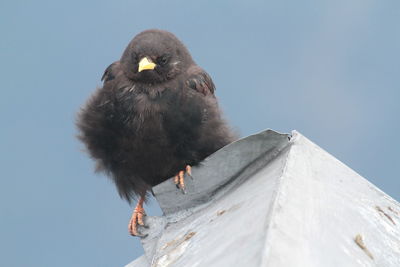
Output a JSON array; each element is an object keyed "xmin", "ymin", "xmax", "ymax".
[{"xmin": 138, "ymin": 57, "xmax": 156, "ymax": 72}]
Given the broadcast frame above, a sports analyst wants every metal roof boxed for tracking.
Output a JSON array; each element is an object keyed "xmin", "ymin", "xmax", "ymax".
[{"xmin": 126, "ymin": 130, "xmax": 400, "ymax": 267}]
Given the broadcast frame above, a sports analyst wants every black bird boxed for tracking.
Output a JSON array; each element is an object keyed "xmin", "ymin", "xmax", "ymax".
[{"xmin": 77, "ymin": 29, "xmax": 236, "ymax": 236}]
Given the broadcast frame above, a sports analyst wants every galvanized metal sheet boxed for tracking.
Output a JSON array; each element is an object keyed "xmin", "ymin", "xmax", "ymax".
[{"xmin": 126, "ymin": 130, "xmax": 400, "ymax": 267}]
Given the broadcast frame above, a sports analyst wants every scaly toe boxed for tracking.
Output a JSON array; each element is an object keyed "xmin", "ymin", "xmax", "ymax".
[
  {"xmin": 172, "ymin": 166, "xmax": 193, "ymax": 194},
  {"xmin": 128, "ymin": 197, "xmax": 146, "ymax": 236},
  {"xmin": 128, "ymin": 213, "xmax": 139, "ymax": 236}
]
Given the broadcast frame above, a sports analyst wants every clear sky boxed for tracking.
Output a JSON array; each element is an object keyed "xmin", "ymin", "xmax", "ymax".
[{"xmin": 1, "ymin": 1, "xmax": 399, "ymax": 266}]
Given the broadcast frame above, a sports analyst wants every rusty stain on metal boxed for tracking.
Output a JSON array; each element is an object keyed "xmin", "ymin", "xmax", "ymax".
[
  {"xmin": 376, "ymin": 206, "xmax": 396, "ymax": 225},
  {"xmin": 388, "ymin": 206, "xmax": 399, "ymax": 216},
  {"xmin": 216, "ymin": 210, "xmax": 226, "ymax": 216},
  {"xmin": 183, "ymin": 232, "xmax": 196, "ymax": 241},
  {"xmin": 354, "ymin": 234, "xmax": 374, "ymax": 260},
  {"xmin": 161, "ymin": 231, "xmax": 196, "ymax": 251},
  {"xmin": 154, "ymin": 231, "xmax": 197, "ymax": 267},
  {"xmin": 211, "ymin": 203, "xmax": 243, "ymax": 222}
]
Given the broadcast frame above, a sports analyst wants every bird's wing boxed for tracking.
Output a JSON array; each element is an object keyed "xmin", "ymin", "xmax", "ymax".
[
  {"xmin": 185, "ymin": 66, "xmax": 216, "ymax": 96},
  {"xmin": 101, "ymin": 61, "xmax": 120, "ymax": 83}
]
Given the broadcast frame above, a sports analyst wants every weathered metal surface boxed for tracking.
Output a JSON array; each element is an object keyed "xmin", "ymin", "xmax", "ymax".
[
  {"xmin": 153, "ymin": 129, "xmax": 290, "ymax": 215},
  {"xmin": 126, "ymin": 130, "xmax": 400, "ymax": 267},
  {"xmin": 261, "ymin": 132, "xmax": 400, "ymax": 267}
]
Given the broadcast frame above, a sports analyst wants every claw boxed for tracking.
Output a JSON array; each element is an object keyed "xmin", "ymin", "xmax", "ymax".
[
  {"xmin": 174, "ymin": 175, "xmax": 180, "ymax": 187},
  {"xmin": 179, "ymin": 170, "xmax": 185, "ymax": 190},
  {"xmin": 173, "ymin": 165, "xmax": 192, "ymax": 194},
  {"xmin": 186, "ymin": 165, "xmax": 192, "ymax": 177},
  {"xmin": 128, "ymin": 196, "xmax": 146, "ymax": 236}
]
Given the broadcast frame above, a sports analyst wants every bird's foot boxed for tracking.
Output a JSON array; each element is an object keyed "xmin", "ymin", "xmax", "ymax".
[
  {"xmin": 173, "ymin": 165, "xmax": 192, "ymax": 194},
  {"xmin": 128, "ymin": 196, "xmax": 147, "ymax": 237}
]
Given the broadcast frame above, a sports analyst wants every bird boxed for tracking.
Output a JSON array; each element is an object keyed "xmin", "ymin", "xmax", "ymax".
[{"xmin": 76, "ymin": 29, "xmax": 236, "ymax": 236}]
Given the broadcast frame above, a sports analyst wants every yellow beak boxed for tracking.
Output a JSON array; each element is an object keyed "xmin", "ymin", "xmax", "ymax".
[{"xmin": 138, "ymin": 57, "xmax": 156, "ymax": 72}]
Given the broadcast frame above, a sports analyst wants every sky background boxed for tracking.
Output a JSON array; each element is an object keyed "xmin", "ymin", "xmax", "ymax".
[{"xmin": 1, "ymin": 1, "xmax": 399, "ymax": 266}]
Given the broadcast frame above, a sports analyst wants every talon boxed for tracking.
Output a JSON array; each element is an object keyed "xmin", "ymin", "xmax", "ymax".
[
  {"xmin": 178, "ymin": 170, "xmax": 185, "ymax": 190},
  {"xmin": 136, "ymin": 208, "xmax": 145, "ymax": 226},
  {"xmin": 185, "ymin": 165, "xmax": 192, "ymax": 177},
  {"xmin": 128, "ymin": 196, "xmax": 146, "ymax": 236},
  {"xmin": 172, "ymin": 165, "xmax": 192, "ymax": 193}
]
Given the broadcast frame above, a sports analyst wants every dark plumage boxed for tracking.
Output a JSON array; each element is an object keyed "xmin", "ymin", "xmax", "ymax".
[{"xmin": 77, "ymin": 29, "xmax": 235, "ymax": 210}]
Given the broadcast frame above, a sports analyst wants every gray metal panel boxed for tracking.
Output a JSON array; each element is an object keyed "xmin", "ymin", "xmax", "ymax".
[
  {"xmin": 139, "ymin": 129, "xmax": 291, "ymax": 264},
  {"xmin": 262, "ymin": 132, "xmax": 400, "ymax": 267},
  {"xmin": 153, "ymin": 129, "xmax": 290, "ymax": 215},
  {"xmin": 147, "ymin": 147, "xmax": 290, "ymax": 266},
  {"xmin": 125, "ymin": 130, "xmax": 400, "ymax": 267}
]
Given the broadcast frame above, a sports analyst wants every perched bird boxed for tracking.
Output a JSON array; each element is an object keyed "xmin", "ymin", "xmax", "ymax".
[{"xmin": 77, "ymin": 29, "xmax": 236, "ymax": 236}]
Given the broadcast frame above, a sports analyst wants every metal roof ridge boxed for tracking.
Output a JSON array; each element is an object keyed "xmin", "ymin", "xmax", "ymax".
[{"xmin": 152, "ymin": 129, "xmax": 291, "ymax": 215}]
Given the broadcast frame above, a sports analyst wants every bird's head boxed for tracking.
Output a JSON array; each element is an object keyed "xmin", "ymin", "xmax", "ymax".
[{"xmin": 120, "ymin": 29, "xmax": 194, "ymax": 84}]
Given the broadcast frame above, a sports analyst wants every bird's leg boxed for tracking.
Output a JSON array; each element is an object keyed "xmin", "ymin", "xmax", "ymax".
[
  {"xmin": 174, "ymin": 165, "xmax": 192, "ymax": 193},
  {"xmin": 128, "ymin": 196, "xmax": 146, "ymax": 236}
]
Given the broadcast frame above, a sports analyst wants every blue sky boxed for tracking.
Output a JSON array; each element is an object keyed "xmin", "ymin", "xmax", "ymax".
[{"xmin": 1, "ymin": 1, "xmax": 399, "ymax": 266}]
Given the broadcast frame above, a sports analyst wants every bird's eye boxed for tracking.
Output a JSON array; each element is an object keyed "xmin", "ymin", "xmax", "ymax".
[{"xmin": 157, "ymin": 54, "xmax": 169, "ymax": 66}]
